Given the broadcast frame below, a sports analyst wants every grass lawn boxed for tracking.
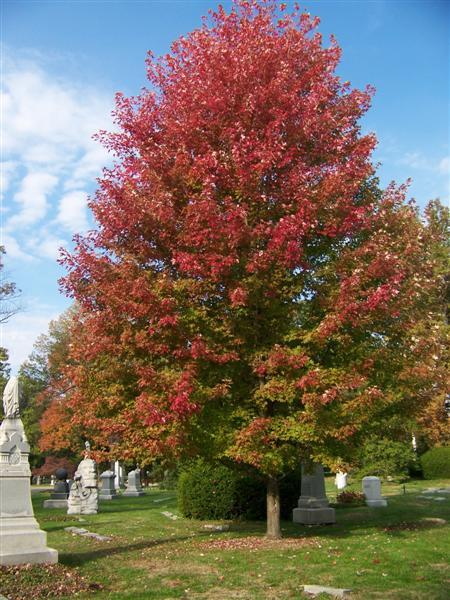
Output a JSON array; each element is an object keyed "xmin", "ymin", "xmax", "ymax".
[{"xmin": 1, "ymin": 478, "xmax": 449, "ymax": 599}]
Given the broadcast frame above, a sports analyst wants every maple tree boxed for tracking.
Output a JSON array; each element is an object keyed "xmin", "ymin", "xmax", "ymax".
[{"xmin": 41, "ymin": 0, "xmax": 448, "ymax": 537}]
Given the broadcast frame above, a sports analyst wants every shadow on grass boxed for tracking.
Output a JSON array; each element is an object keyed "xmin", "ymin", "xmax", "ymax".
[{"xmin": 58, "ymin": 531, "xmax": 214, "ymax": 566}]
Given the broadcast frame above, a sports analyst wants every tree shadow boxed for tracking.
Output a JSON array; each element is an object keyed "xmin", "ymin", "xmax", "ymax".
[{"xmin": 58, "ymin": 532, "xmax": 213, "ymax": 566}]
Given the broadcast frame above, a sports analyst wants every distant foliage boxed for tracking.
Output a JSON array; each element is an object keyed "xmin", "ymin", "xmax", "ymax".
[
  {"xmin": 178, "ymin": 460, "xmax": 300, "ymax": 520},
  {"xmin": 420, "ymin": 447, "xmax": 450, "ymax": 479},
  {"xmin": 356, "ymin": 437, "xmax": 418, "ymax": 480},
  {"xmin": 160, "ymin": 468, "xmax": 179, "ymax": 490},
  {"xmin": 32, "ymin": 456, "xmax": 76, "ymax": 478}
]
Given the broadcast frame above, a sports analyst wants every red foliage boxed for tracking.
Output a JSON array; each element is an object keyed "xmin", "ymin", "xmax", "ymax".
[{"xmin": 32, "ymin": 456, "xmax": 76, "ymax": 478}]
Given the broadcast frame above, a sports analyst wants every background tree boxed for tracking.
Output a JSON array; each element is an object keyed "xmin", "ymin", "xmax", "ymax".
[
  {"xmin": 44, "ymin": 0, "xmax": 447, "ymax": 537},
  {"xmin": 0, "ymin": 246, "xmax": 21, "ymax": 324},
  {"xmin": 0, "ymin": 347, "xmax": 11, "ymax": 403},
  {"xmin": 0, "ymin": 245, "xmax": 18, "ymax": 415},
  {"xmin": 20, "ymin": 307, "xmax": 78, "ymax": 468},
  {"xmin": 414, "ymin": 200, "xmax": 450, "ymax": 447}
]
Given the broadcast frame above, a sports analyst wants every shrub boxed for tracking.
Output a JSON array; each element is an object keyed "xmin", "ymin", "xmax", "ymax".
[
  {"xmin": 420, "ymin": 446, "xmax": 450, "ymax": 479},
  {"xmin": 178, "ymin": 460, "xmax": 242, "ymax": 519},
  {"xmin": 356, "ymin": 437, "xmax": 418, "ymax": 480},
  {"xmin": 178, "ymin": 460, "xmax": 301, "ymax": 520},
  {"xmin": 336, "ymin": 491, "xmax": 365, "ymax": 506}
]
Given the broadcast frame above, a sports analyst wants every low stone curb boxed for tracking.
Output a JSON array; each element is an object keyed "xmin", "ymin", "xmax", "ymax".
[
  {"xmin": 203, "ymin": 524, "xmax": 230, "ymax": 531},
  {"xmin": 64, "ymin": 526, "xmax": 112, "ymax": 541},
  {"xmin": 303, "ymin": 584, "xmax": 352, "ymax": 597},
  {"xmin": 161, "ymin": 511, "xmax": 179, "ymax": 520}
]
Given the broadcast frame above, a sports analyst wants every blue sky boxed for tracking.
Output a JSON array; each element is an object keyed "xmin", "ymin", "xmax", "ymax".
[{"xmin": 1, "ymin": 0, "xmax": 449, "ymax": 373}]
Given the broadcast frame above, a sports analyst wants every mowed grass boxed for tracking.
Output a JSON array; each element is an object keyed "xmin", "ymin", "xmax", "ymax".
[{"xmin": 18, "ymin": 478, "xmax": 450, "ymax": 599}]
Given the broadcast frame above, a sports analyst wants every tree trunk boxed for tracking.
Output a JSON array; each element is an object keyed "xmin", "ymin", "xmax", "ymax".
[{"xmin": 266, "ymin": 476, "xmax": 281, "ymax": 539}]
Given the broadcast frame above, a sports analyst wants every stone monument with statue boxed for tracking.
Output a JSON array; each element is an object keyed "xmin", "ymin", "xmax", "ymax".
[
  {"xmin": 0, "ymin": 376, "xmax": 58, "ymax": 565},
  {"xmin": 67, "ymin": 441, "xmax": 99, "ymax": 515}
]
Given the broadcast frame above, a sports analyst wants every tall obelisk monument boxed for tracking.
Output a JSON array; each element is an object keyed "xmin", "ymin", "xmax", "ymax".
[{"xmin": 0, "ymin": 376, "xmax": 58, "ymax": 565}]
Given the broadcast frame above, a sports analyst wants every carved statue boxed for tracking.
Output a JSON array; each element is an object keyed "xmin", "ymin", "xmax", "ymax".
[
  {"xmin": 2, "ymin": 376, "xmax": 20, "ymax": 419},
  {"xmin": 67, "ymin": 448, "xmax": 98, "ymax": 515}
]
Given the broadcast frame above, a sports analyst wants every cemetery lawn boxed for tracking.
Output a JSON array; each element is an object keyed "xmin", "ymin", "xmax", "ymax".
[{"xmin": 3, "ymin": 479, "xmax": 450, "ymax": 600}]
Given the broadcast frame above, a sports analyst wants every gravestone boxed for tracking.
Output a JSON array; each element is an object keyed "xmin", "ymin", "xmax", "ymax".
[
  {"xmin": 293, "ymin": 463, "xmax": 336, "ymax": 525},
  {"xmin": 362, "ymin": 476, "xmax": 387, "ymax": 507},
  {"xmin": 99, "ymin": 470, "xmax": 117, "ymax": 500},
  {"xmin": 123, "ymin": 467, "xmax": 145, "ymax": 497},
  {"xmin": 67, "ymin": 442, "xmax": 99, "ymax": 515},
  {"xmin": 0, "ymin": 377, "xmax": 58, "ymax": 565}
]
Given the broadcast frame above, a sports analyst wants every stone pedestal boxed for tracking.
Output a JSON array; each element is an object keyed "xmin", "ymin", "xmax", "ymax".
[
  {"xmin": 293, "ymin": 463, "xmax": 335, "ymax": 525},
  {"xmin": 0, "ymin": 417, "xmax": 58, "ymax": 565},
  {"xmin": 99, "ymin": 470, "xmax": 117, "ymax": 500},
  {"xmin": 362, "ymin": 476, "xmax": 387, "ymax": 507},
  {"xmin": 123, "ymin": 468, "xmax": 145, "ymax": 497}
]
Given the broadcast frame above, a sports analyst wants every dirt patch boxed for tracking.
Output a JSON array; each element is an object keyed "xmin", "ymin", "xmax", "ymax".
[
  {"xmin": 40, "ymin": 515, "xmax": 78, "ymax": 522},
  {"xmin": 430, "ymin": 563, "xmax": 450, "ymax": 571},
  {"xmin": 382, "ymin": 519, "xmax": 447, "ymax": 532},
  {"xmin": 196, "ymin": 535, "xmax": 320, "ymax": 552},
  {"xmin": 0, "ymin": 563, "xmax": 103, "ymax": 600},
  {"xmin": 187, "ymin": 586, "xmax": 254, "ymax": 599},
  {"xmin": 130, "ymin": 557, "xmax": 219, "ymax": 578}
]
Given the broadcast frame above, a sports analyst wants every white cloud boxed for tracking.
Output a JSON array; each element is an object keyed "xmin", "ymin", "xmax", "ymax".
[
  {"xmin": 7, "ymin": 172, "xmax": 58, "ymax": 229},
  {"xmin": 0, "ymin": 233, "xmax": 35, "ymax": 262},
  {"xmin": 56, "ymin": 190, "xmax": 89, "ymax": 233},
  {"xmin": 2, "ymin": 63, "xmax": 111, "ymax": 162},
  {"xmin": 64, "ymin": 145, "xmax": 109, "ymax": 190},
  {"xmin": 0, "ymin": 160, "xmax": 20, "ymax": 198},
  {"xmin": 438, "ymin": 156, "xmax": 450, "ymax": 175},
  {"xmin": 27, "ymin": 231, "xmax": 69, "ymax": 261},
  {"xmin": 1, "ymin": 51, "xmax": 113, "ymax": 262},
  {"xmin": 399, "ymin": 152, "xmax": 430, "ymax": 170},
  {"xmin": 0, "ymin": 305, "xmax": 63, "ymax": 374},
  {"xmin": 398, "ymin": 151, "xmax": 450, "ymax": 177}
]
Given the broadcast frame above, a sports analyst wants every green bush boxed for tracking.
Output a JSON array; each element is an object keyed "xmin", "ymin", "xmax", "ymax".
[
  {"xmin": 177, "ymin": 460, "xmax": 301, "ymax": 521},
  {"xmin": 356, "ymin": 437, "xmax": 418, "ymax": 480},
  {"xmin": 420, "ymin": 446, "xmax": 450, "ymax": 479},
  {"xmin": 178, "ymin": 461, "xmax": 239, "ymax": 519}
]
